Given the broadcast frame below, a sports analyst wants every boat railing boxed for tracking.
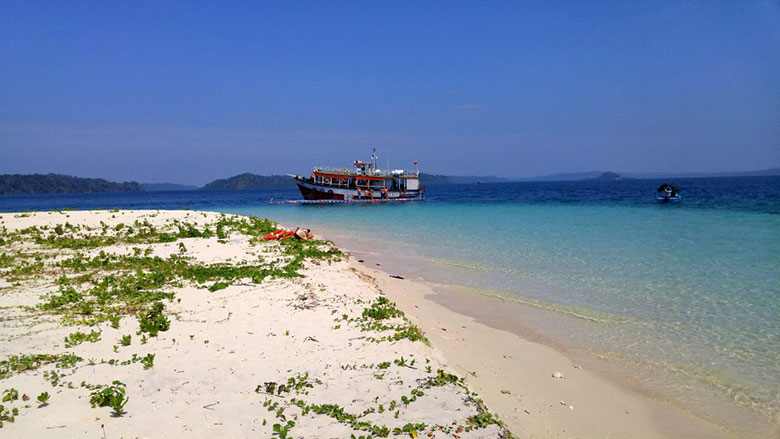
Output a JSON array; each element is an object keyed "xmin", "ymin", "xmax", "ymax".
[
  {"xmin": 314, "ymin": 166, "xmax": 419, "ymax": 178},
  {"xmin": 314, "ymin": 166, "xmax": 352, "ymax": 175}
]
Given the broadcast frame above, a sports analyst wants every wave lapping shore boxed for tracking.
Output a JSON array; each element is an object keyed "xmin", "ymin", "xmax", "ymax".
[{"xmin": 0, "ymin": 210, "xmax": 508, "ymax": 438}]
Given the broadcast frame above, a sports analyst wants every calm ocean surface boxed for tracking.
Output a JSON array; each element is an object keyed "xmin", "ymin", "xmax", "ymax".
[{"xmin": 2, "ymin": 176, "xmax": 779, "ymax": 432}]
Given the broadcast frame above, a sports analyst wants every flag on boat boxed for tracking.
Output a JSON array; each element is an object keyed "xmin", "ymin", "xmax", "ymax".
[{"xmin": 414, "ymin": 160, "xmax": 418, "ymax": 165}]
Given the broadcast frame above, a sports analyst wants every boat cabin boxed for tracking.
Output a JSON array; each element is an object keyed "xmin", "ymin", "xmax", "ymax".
[{"xmin": 293, "ymin": 153, "xmax": 423, "ymax": 201}]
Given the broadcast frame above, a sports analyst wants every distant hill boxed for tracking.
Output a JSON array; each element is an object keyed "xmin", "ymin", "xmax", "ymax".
[
  {"xmin": 524, "ymin": 167, "xmax": 780, "ymax": 182},
  {"xmin": 142, "ymin": 183, "xmax": 198, "ymax": 192},
  {"xmin": 623, "ymin": 167, "xmax": 780, "ymax": 179},
  {"xmin": 420, "ymin": 173, "xmax": 508, "ymax": 185},
  {"xmin": 521, "ymin": 171, "xmax": 605, "ymax": 181},
  {"xmin": 590, "ymin": 172, "xmax": 627, "ymax": 181},
  {"xmin": 0, "ymin": 173, "xmax": 144, "ymax": 195},
  {"xmin": 201, "ymin": 173, "xmax": 296, "ymax": 190}
]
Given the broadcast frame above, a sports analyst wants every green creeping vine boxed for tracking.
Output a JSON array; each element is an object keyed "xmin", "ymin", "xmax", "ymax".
[
  {"xmin": 259, "ymin": 373, "xmax": 314, "ymax": 396},
  {"xmin": 138, "ymin": 302, "xmax": 169, "ymax": 336},
  {"xmin": 64, "ymin": 330, "xmax": 101, "ymax": 348},
  {"xmin": 0, "ymin": 354, "xmax": 82, "ymax": 379},
  {"xmin": 28, "ymin": 215, "xmax": 340, "ymax": 333},
  {"xmin": 338, "ymin": 297, "xmax": 429, "ymax": 345},
  {"xmin": 261, "ymin": 369, "xmax": 510, "ymax": 439}
]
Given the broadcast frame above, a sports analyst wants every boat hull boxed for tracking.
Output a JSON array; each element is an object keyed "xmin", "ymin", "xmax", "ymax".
[
  {"xmin": 297, "ymin": 182, "xmax": 346, "ymax": 200},
  {"xmin": 657, "ymin": 195, "xmax": 682, "ymax": 203}
]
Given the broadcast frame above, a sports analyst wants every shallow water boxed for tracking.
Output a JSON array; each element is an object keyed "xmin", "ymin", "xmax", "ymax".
[{"xmin": 3, "ymin": 176, "xmax": 779, "ymax": 433}]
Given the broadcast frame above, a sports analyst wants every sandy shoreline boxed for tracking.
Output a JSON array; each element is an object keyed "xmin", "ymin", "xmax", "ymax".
[
  {"xmin": 352, "ymin": 261, "xmax": 737, "ymax": 439},
  {"xmin": 306, "ymin": 231, "xmax": 745, "ymax": 438},
  {"xmin": 0, "ymin": 209, "xmax": 737, "ymax": 438}
]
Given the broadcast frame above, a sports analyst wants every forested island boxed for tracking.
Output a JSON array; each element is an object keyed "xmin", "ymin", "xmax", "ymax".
[
  {"xmin": 201, "ymin": 173, "xmax": 297, "ymax": 190},
  {"xmin": 0, "ymin": 174, "xmax": 144, "ymax": 195},
  {"xmin": 590, "ymin": 171, "xmax": 627, "ymax": 180}
]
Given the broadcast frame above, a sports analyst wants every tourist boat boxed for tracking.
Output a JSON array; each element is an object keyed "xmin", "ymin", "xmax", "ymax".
[
  {"xmin": 291, "ymin": 152, "xmax": 424, "ymax": 201},
  {"xmin": 656, "ymin": 183, "xmax": 682, "ymax": 203}
]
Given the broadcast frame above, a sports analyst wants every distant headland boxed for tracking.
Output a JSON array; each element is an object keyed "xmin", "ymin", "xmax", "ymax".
[{"xmin": 0, "ymin": 173, "xmax": 144, "ymax": 195}]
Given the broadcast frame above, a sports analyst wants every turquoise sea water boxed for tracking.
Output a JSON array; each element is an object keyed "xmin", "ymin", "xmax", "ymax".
[{"xmin": 2, "ymin": 176, "xmax": 779, "ymax": 433}]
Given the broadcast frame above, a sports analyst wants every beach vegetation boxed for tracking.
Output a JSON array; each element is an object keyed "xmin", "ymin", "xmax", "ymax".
[
  {"xmin": 119, "ymin": 334, "xmax": 131, "ymax": 346},
  {"xmin": 393, "ymin": 423, "xmax": 427, "ymax": 436},
  {"xmin": 140, "ymin": 353, "xmax": 154, "ymax": 369},
  {"xmin": 1, "ymin": 389, "xmax": 18, "ymax": 403},
  {"xmin": 0, "ymin": 404, "xmax": 15, "ymax": 427},
  {"xmin": 424, "ymin": 369, "xmax": 463, "ymax": 387},
  {"xmin": 343, "ymin": 297, "xmax": 430, "ymax": 345},
  {"xmin": 389, "ymin": 325, "xmax": 427, "ymax": 343},
  {"xmin": 137, "ymin": 302, "xmax": 170, "ymax": 336},
  {"xmin": 361, "ymin": 296, "xmax": 402, "ymax": 320},
  {"xmin": 44, "ymin": 370, "xmax": 60, "ymax": 387},
  {"xmin": 466, "ymin": 412, "xmax": 498, "ymax": 428},
  {"xmin": 36, "ymin": 391, "xmax": 50, "ymax": 406},
  {"xmin": 207, "ymin": 281, "xmax": 229, "ymax": 292},
  {"xmin": 0, "ymin": 353, "xmax": 81, "ymax": 379},
  {"xmin": 89, "ymin": 380, "xmax": 128, "ymax": 416},
  {"xmin": 272, "ymin": 420, "xmax": 295, "ymax": 438},
  {"xmin": 64, "ymin": 330, "xmax": 101, "ymax": 348},
  {"xmin": 41, "ymin": 286, "xmax": 83, "ymax": 310}
]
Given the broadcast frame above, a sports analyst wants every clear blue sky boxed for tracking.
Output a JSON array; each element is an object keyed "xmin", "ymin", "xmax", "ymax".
[{"xmin": 1, "ymin": 1, "xmax": 778, "ymax": 185}]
